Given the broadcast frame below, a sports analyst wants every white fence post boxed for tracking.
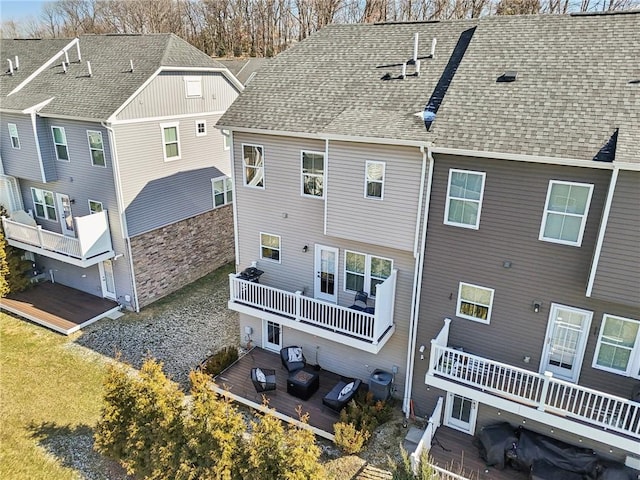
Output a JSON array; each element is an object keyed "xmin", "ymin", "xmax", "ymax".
[{"xmin": 538, "ymin": 371, "xmax": 553, "ymax": 412}]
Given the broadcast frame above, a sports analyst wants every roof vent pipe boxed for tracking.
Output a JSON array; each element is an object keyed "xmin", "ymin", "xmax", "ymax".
[
  {"xmin": 401, "ymin": 62, "xmax": 407, "ymax": 79},
  {"xmin": 87, "ymin": 61, "xmax": 92, "ymax": 77},
  {"xmin": 413, "ymin": 33, "xmax": 419, "ymax": 63},
  {"xmin": 62, "ymin": 61, "xmax": 67, "ymax": 73},
  {"xmin": 415, "ymin": 60, "xmax": 421, "ymax": 76},
  {"xmin": 7, "ymin": 59, "xmax": 13, "ymax": 75},
  {"xmin": 14, "ymin": 56, "xmax": 19, "ymax": 70},
  {"xmin": 76, "ymin": 41, "xmax": 81, "ymax": 62},
  {"xmin": 431, "ymin": 38, "xmax": 437, "ymax": 58},
  {"xmin": 64, "ymin": 50, "xmax": 69, "ymax": 64},
  {"xmin": 129, "ymin": 59, "xmax": 134, "ymax": 73}
]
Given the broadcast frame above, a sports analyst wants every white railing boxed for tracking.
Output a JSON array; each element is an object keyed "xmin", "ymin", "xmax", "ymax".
[
  {"xmin": 410, "ymin": 396, "xmax": 443, "ymax": 472},
  {"xmin": 428, "ymin": 323, "xmax": 640, "ymax": 439},
  {"xmin": 2, "ymin": 211, "xmax": 113, "ymax": 264},
  {"xmin": 228, "ymin": 271, "xmax": 397, "ymax": 344}
]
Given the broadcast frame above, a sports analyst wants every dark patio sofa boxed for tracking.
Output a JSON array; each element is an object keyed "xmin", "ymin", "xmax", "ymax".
[{"xmin": 322, "ymin": 378, "xmax": 362, "ymax": 412}]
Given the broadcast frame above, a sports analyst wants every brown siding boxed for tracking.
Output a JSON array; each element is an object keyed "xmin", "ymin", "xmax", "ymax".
[
  {"xmin": 411, "ymin": 155, "xmax": 638, "ymax": 417},
  {"xmin": 591, "ymin": 170, "xmax": 640, "ymax": 307}
]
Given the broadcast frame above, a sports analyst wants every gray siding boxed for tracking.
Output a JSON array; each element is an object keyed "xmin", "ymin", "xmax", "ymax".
[
  {"xmin": 0, "ymin": 113, "xmax": 46, "ymax": 182},
  {"xmin": 114, "ymin": 113, "xmax": 229, "ymax": 237},
  {"xmin": 411, "ymin": 155, "xmax": 638, "ymax": 417},
  {"xmin": 115, "ymin": 71, "xmax": 239, "ymax": 121},
  {"xmin": 326, "ymin": 142, "xmax": 423, "ymax": 252},
  {"xmin": 36, "ymin": 117, "xmax": 58, "ymax": 181},
  {"xmin": 233, "ymin": 132, "xmax": 419, "ymax": 395},
  {"xmin": 590, "ymin": 170, "xmax": 640, "ymax": 307}
]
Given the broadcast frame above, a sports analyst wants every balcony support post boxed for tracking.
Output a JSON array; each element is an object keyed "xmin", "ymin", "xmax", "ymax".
[
  {"xmin": 538, "ymin": 371, "xmax": 553, "ymax": 412},
  {"xmin": 295, "ymin": 291, "xmax": 302, "ymax": 322}
]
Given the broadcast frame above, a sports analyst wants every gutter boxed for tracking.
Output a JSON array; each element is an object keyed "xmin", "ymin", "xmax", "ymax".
[
  {"xmin": 229, "ymin": 130, "xmax": 240, "ymax": 267},
  {"xmin": 403, "ymin": 145, "xmax": 435, "ymax": 416}
]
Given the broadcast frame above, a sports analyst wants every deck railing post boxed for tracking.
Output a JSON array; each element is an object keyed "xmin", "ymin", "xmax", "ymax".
[
  {"xmin": 36, "ymin": 225, "xmax": 44, "ymax": 247},
  {"xmin": 228, "ymin": 274, "xmax": 236, "ymax": 301},
  {"xmin": 538, "ymin": 371, "xmax": 553, "ymax": 412},
  {"xmin": 295, "ymin": 291, "xmax": 302, "ymax": 321}
]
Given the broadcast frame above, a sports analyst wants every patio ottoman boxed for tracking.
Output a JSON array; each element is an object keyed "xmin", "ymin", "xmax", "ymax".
[{"xmin": 287, "ymin": 369, "xmax": 319, "ymax": 400}]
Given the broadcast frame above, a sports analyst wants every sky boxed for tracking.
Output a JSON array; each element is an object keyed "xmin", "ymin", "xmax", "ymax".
[{"xmin": 0, "ymin": 0, "xmax": 48, "ymax": 23}]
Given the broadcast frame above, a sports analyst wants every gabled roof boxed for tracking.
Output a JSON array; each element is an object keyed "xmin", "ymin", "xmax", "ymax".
[
  {"xmin": 218, "ymin": 13, "xmax": 639, "ymax": 163},
  {"xmin": 0, "ymin": 33, "xmax": 228, "ymax": 120},
  {"xmin": 217, "ymin": 57, "xmax": 272, "ymax": 85}
]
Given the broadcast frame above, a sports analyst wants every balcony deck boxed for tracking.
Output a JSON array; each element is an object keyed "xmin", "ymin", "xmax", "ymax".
[{"xmin": 1, "ymin": 282, "xmax": 120, "ymax": 335}]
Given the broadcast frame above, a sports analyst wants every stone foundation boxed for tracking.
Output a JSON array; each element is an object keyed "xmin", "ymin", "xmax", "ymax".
[{"xmin": 131, "ymin": 206, "xmax": 234, "ymax": 308}]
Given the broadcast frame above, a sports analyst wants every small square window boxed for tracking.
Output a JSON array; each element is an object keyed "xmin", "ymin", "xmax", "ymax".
[
  {"xmin": 456, "ymin": 282, "xmax": 494, "ymax": 324},
  {"xmin": 88, "ymin": 200, "xmax": 104, "ymax": 214},
  {"xmin": 195, "ymin": 120, "xmax": 206, "ymax": 137},
  {"xmin": 260, "ymin": 233, "xmax": 280, "ymax": 262}
]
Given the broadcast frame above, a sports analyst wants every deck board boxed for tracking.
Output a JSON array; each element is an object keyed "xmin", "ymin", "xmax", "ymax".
[{"xmin": 1, "ymin": 282, "xmax": 119, "ymax": 335}]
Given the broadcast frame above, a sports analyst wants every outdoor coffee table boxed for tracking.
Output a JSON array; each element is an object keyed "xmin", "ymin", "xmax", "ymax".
[{"xmin": 286, "ymin": 369, "xmax": 319, "ymax": 400}]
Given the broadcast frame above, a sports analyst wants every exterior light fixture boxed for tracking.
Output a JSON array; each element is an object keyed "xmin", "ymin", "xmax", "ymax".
[
  {"xmin": 533, "ymin": 301, "xmax": 542, "ymax": 313},
  {"xmin": 302, "ymin": 245, "xmax": 308, "ymax": 253}
]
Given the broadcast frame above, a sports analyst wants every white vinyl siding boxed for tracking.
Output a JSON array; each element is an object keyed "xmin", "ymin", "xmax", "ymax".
[
  {"xmin": 8, "ymin": 123, "xmax": 20, "ymax": 149},
  {"xmin": 444, "ymin": 169, "xmax": 485, "ymax": 229},
  {"xmin": 365, "ymin": 161, "xmax": 385, "ymax": 199},
  {"xmin": 212, "ymin": 176, "xmax": 233, "ymax": 208},
  {"xmin": 87, "ymin": 130, "xmax": 105, "ymax": 167},
  {"xmin": 243, "ymin": 144, "xmax": 264, "ymax": 188},
  {"xmin": 160, "ymin": 122, "xmax": 180, "ymax": 161},
  {"xmin": 260, "ymin": 232, "xmax": 280, "ymax": 263},
  {"xmin": 456, "ymin": 282, "xmax": 494, "ymax": 324},
  {"xmin": 195, "ymin": 120, "xmax": 206, "ymax": 137},
  {"xmin": 344, "ymin": 250, "xmax": 392, "ymax": 297},
  {"xmin": 184, "ymin": 76, "xmax": 202, "ymax": 97},
  {"xmin": 88, "ymin": 200, "xmax": 104, "ymax": 214},
  {"xmin": 51, "ymin": 126, "xmax": 69, "ymax": 161},
  {"xmin": 593, "ymin": 314, "xmax": 640, "ymax": 378},
  {"xmin": 539, "ymin": 180, "xmax": 593, "ymax": 246},
  {"xmin": 31, "ymin": 187, "xmax": 57, "ymax": 221},
  {"xmin": 301, "ymin": 151, "xmax": 324, "ymax": 198}
]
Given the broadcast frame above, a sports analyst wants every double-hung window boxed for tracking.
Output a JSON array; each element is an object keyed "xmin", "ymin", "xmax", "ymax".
[
  {"xmin": 365, "ymin": 161, "xmax": 385, "ymax": 199},
  {"xmin": 444, "ymin": 169, "xmax": 485, "ymax": 229},
  {"xmin": 593, "ymin": 315, "xmax": 640, "ymax": 378},
  {"xmin": 260, "ymin": 233, "xmax": 280, "ymax": 262},
  {"xmin": 344, "ymin": 251, "xmax": 393, "ymax": 297},
  {"xmin": 88, "ymin": 200, "xmax": 104, "ymax": 214},
  {"xmin": 87, "ymin": 130, "xmax": 105, "ymax": 166},
  {"xmin": 31, "ymin": 187, "xmax": 57, "ymax": 221},
  {"xmin": 8, "ymin": 123, "xmax": 20, "ymax": 149},
  {"xmin": 456, "ymin": 282, "xmax": 494, "ymax": 324},
  {"xmin": 301, "ymin": 151, "xmax": 324, "ymax": 198},
  {"xmin": 52, "ymin": 126, "xmax": 69, "ymax": 161},
  {"xmin": 539, "ymin": 180, "xmax": 593, "ymax": 246},
  {"xmin": 243, "ymin": 144, "xmax": 264, "ymax": 188},
  {"xmin": 212, "ymin": 176, "xmax": 233, "ymax": 208},
  {"xmin": 161, "ymin": 123, "xmax": 180, "ymax": 161}
]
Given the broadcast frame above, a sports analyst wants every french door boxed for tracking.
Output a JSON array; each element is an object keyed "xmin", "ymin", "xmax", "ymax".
[
  {"xmin": 56, "ymin": 193, "xmax": 75, "ymax": 237},
  {"xmin": 314, "ymin": 245, "xmax": 338, "ymax": 303},
  {"xmin": 444, "ymin": 393, "xmax": 477, "ymax": 435},
  {"xmin": 98, "ymin": 260, "xmax": 116, "ymax": 300},
  {"xmin": 263, "ymin": 320, "xmax": 282, "ymax": 352}
]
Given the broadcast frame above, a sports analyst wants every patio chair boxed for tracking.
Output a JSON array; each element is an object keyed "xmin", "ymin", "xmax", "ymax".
[
  {"xmin": 350, "ymin": 291, "xmax": 375, "ymax": 314},
  {"xmin": 322, "ymin": 378, "xmax": 362, "ymax": 413},
  {"xmin": 280, "ymin": 346, "xmax": 306, "ymax": 373},
  {"xmin": 251, "ymin": 367, "xmax": 276, "ymax": 394}
]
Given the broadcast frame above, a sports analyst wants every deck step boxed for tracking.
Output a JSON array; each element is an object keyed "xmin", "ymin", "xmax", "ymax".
[
  {"xmin": 354, "ymin": 464, "xmax": 392, "ymax": 480},
  {"xmin": 107, "ymin": 310, "xmax": 124, "ymax": 320}
]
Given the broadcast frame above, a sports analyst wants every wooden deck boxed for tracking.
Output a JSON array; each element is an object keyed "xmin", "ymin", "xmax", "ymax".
[
  {"xmin": 0, "ymin": 281, "xmax": 120, "ymax": 335},
  {"xmin": 213, "ymin": 347, "xmax": 355, "ymax": 440}
]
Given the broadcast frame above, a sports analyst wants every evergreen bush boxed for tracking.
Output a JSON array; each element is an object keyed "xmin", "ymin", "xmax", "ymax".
[{"xmin": 200, "ymin": 346, "xmax": 239, "ymax": 377}]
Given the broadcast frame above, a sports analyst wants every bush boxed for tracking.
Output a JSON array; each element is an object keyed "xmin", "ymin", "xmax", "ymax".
[
  {"xmin": 334, "ymin": 421, "xmax": 370, "ymax": 454},
  {"xmin": 391, "ymin": 447, "xmax": 438, "ymax": 480},
  {"xmin": 200, "ymin": 346, "xmax": 239, "ymax": 377}
]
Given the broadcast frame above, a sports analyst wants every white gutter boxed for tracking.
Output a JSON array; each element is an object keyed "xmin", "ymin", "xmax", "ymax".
[
  {"xmin": 229, "ymin": 130, "xmax": 240, "ymax": 268},
  {"xmin": 586, "ymin": 166, "xmax": 620, "ymax": 297},
  {"xmin": 101, "ymin": 121, "xmax": 139, "ymax": 312},
  {"xmin": 413, "ymin": 146, "xmax": 428, "ymax": 258},
  {"xmin": 403, "ymin": 146, "xmax": 435, "ymax": 415},
  {"xmin": 323, "ymin": 139, "xmax": 329, "ymax": 236}
]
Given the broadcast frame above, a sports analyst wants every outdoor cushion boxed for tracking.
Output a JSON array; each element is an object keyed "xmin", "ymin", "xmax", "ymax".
[
  {"xmin": 339, "ymin": 382, "xmax": 354, "ymax": 400},
  {"xmin": 288, "ymin": 347, "xmax": 303, "ymax": 363},
  {"xmin": 280, "ymin": 346, "xmax": 306, "ymax": 372},
  {"xmin": 255, "ymin": 368, "xmax": 266, "ymax": 385},
  {"xmin": 323, "ymin": 379, "xmax": 361, "ymax": 412}
]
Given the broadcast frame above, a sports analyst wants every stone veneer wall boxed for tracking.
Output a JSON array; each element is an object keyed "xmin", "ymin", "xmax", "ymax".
[{"xmin": 130, "ymin": 206, "xmax": 234, "ymax": 308}]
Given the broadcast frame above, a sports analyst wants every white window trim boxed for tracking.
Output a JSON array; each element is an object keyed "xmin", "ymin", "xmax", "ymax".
[
  {"xmin": 343, "ymin": 250, "xmax": 393, "ymax": 298},
  {"xmin": 260, "ymin": 232, "xmax": 281, "ymax": 263},
  {"xmin": 31, "ymin": 187, "xmax": 57, "ymax": 221},
  {"xmin": 456, "ymin": 282, "xmax": 494, "ymax": 324},
  {"xmin": 195, "ymin": 119, "xmax": 207, "ymax": 137},
  {"xmin": 160, "ymin": 122, "xmax": 181, "ymax": 161},
  {"xmin": 222, "ymin": 129, "xmax": 230, "ymax": 150},
  {"xmin": 539, "ymin": 180, "xmax": 594, "ymax": 247},
  {"xmin": 242, "ymin": 143, "xmax": 265, "ymax": 189},
  {"xmin": 444, "ymin": 169, "xmax": 486, "ymax": 230},
  {"xmin": 8, "ymin": 123, "xmax": 20, "ymax": 149},
  {"xmin": 88, "ymin": 199, "xmax": 104, "ymax": 214},
  {"xmin": 364, "ymin": 160, "xmax": 385, "ymax": 200},
  {"xmin": 592, "ymin": 314, "xmax": 640, "ymax": 378},
  {"xmin": 211, "ymin": 176, "xmax": 233, "ymax": 208},
  {"xmin": 51, "ymin": 126, "xmax": 69, "ymax": 161},
  {"xmin": 86, "ymin": 130, "xmax": 106, "ymax": 167},
  {"xmin": 184, "ymin": 75, "xmax": 202, "ymax": 98},
  {"xmin": 300, "ymin": 150, "xmax": 325, "ymax": 199}
]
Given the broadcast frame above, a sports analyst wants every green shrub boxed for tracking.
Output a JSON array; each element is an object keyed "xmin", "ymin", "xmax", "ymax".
[
  {"xmin": 334, "ymin": 421, "xmax": 370, "ymax": 454},
  {"xmin": 339, "ymin": 391, "xmax": 393, "ymax": 435},
  {"xmin": 391, "ymin": 447, "xmax": 438, "ymax": 480},
  {"xmin": 200, "ymin": 346, "xmax": 239, "ymax": 377}
]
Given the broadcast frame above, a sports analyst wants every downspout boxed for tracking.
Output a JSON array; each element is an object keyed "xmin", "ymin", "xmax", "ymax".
[
  {"xmin": 403, "ymin": 145, "xmax": 434, "ymax": 416},
  {"xmin": 30, "ymin": 112, "xmax": 47, "ymax": 182},
  {"xmin": 102, "ymin": 121, "xmax": 140, "ymax": 312},
  {"xmin": 229, "ymin": 130, "xmax": 240, "ymax": 268},
  {"xmin": 323, "ymin": 138, "xmax": 329, "ymax": 236}
]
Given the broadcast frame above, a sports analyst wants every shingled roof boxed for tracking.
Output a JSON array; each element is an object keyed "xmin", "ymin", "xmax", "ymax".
[
  {"xmin": 218, "ymin": 12, "xmax": 639, "ymax": 163},
  {"xmin": 0, "ymin": 33, "xmax": 227, "ymax": 120}
]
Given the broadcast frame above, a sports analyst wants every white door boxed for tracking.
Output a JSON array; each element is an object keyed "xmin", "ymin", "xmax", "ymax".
[
  {"xmin": 98, "ymin": 260, "xmax": 116, "ymax": 300},
  {"xmin": 56, "ymin": 193, "xmax": 75, "ymax": 237},
  {"xmin": 445, "ymin": 393, "xmax": 477, "ymax": 435},
  {"xmin": 540, "ymin": 304, "xmax": 593, "ymax": 383},
  {"xmin": 314, "ymin": 245, "xmax": 338, "ymax": 303},
  {"xmin": 263, "ymin": 320, "xmax": 282, "ymax": 352}
]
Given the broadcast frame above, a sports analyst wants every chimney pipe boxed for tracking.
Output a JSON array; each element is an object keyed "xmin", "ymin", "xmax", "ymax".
[
  {"xmin": 76, "ymin": 41, "xmax": 81, "ymax": 62},
  {"xmin": 62, "ymin": 61, "xmax": 67, "ymax": 73},
  {"xmin": 415, "ymin": 60, "xmax": 421, "ymax": 76},
  {"xmin": 14, "ymin": 55, "xmax": 19, "ymax": 70},
  {"xmin": 129, "ymin": 59, "xmax": 134, "ymax": 73},
  {"xmin": 401, "ymin": 62, "xmax": 407, "ymax": 79},
  {"xmin": 64, "ymin": 50, "xmax": 70, "ymax": 64},
  {"xmin": 413, "ymin": 33, "xmax": 419, "ymax": 63},
  {"xmin": 87, "ymin": 61, "xmax": 92, "ymax": 77},
  {"xmin": 7, "ymin": 59, "xmax": 13, "ymax": 75},
  {"xmin": 431, "ymin": 38, "xmax": 437, "ymax": 58}
]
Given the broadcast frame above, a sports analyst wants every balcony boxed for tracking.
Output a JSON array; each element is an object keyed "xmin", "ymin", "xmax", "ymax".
[
  {"xmin": 2, "ymin": 211, "xmax": 115, "ymax": 268},
  {"xmin": 228, "ymin": 269, "xmax": 397, "ymax": 353},
  {"xmin": 425, "ymin": 319, "xmax": 640, "ymax": 453}
]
